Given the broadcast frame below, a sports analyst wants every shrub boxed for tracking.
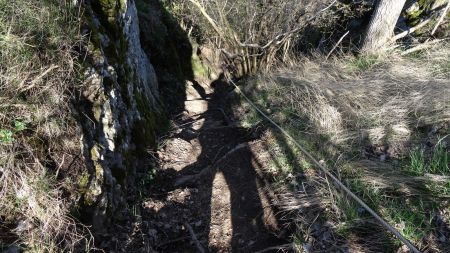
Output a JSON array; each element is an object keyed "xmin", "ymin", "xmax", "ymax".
[{"xmin": 165, "ymin": 0, "xmax": 338, "ymax": 76}]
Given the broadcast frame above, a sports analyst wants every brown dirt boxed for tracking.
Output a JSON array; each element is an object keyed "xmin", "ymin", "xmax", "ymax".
[{"xmin": 142, "ymin": 78, "xmax": 289, "ymax": 252}]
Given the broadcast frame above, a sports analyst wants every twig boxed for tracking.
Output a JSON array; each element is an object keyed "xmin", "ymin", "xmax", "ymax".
[
  {"xmin": 55, "ymin": 154, "xmax": 65, "ymax": 178},
  {"xmin": 237, "ymin": 0, "xmax": 338, "ymax": 50},
  {"xmin": 326, "ymin": 30, "xmax": 349, "ymax": 59},
  {"xmin": 20, "ymin": 64, "xmax": 59, "ymax": 92},
  {"xmin": 213, "ymin": 143, "xmax": 248, "ymax": 165},
  {"xmin": 400, "ymin": 39, "xmax": 445, "ymax": 55},
  {"xmin": 174, "ymin": 143, "xmax": 247, "ymax": 186},
  {"xmin": 188, "ymin": 0, "xmax": 223, "ymax": 37},
  {"xmin": 436, "ymin": 134, "xmax": 450, "ymax": 146},
  {"xmin": 254, "ymin": 243, "xmax": 294, "ymax": 253},
  {"xmin": 391, "ymin": 18, "xmax": 432, "ymax": 42},
  {"xmin": 156, "ymin": 235, "xmax": 193, "ymax": 247},
  {"xmin": 184, "ymin": 222, "xmax": 205, "ymax": 253},
  {"xmin": 431, "ymin": 0, "xmax": 450, "ymax": 35}
]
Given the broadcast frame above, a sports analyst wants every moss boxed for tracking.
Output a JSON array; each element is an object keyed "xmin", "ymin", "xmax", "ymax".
[
  {"xmin": 85, "ymin": 1, "xmax": 127, "ymax": 68},
  {"xmin": 405, "ymin": 0, "xmax": 435, "ymax": 25},
  {"xmin": 133, "ymin": 91, "xmax": 167, "ymax": 151},
  {"xmin": 96, "ymin": 0, "xmax": 126, "ymax": 25},
  {"xmin": 89, "ymin": 0, "xmax": 130, "ymax": 68},
  {"xmin": 78, "ymin": 172, "xmax": 90, "ymax": 191}
]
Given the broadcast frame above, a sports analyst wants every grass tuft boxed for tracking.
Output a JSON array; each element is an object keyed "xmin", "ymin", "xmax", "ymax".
[
  {"xmin": 430, "ymin": 141, "xmax": 449, "ymax": 175},
  {"xmin": 408, "ymin": 148, "xmax": 427, "ymax": 176}
]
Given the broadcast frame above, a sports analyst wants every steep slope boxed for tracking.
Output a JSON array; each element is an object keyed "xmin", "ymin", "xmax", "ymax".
[{"xmin": 0, "ymin": 0, "xmax": 174, "ymax": 251}]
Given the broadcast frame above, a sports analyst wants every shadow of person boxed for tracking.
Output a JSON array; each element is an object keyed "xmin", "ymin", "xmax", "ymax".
[{"xmin": 170, "ymin": 75, "xmax": 285, "ymax": 252}]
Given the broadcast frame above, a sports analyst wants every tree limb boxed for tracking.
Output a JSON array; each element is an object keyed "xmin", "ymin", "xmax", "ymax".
[
  {"xmin": 431, "ymin": 0, "xmax": 450, "ymax": 35},
  {"xmin": 391, "ymin": 18, "xmax": 432, "ymax": 42},
  {"xmin": 326, "ymin": 30, "xmax": 349, "ymax": 59},
  {"xmin": 188, "ymin": 0, "xmax": 223, "ymax": 37},
  {"xmin": 20, "ymin": 65, "xmax": 59, "ymax": 92},
  {"xmin": 400, "ymin": 39, "xmax": 445, "ymax": 55}
]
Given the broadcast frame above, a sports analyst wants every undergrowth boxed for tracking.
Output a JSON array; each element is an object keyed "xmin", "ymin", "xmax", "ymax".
[
  {"xmin": 0, "ymin": 0, "xmax": 91, "ymax": 251},
  {"xmin": 235, "ymin": 43, "xmax": 450, "ymax": 252}
]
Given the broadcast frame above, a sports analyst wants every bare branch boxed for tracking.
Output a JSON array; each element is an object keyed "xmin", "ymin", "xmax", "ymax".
[
  {"xmin": 326, "ymin": 30, "xmax": 350, "ymax": 59},
  {"xmin": 431, "ymin": 0, "xmax": 450, "ymax": 35},
  {"xmin": 188, "ymin": 0, "xmax": 223, "ymax": 37},
  {"xmin": 184, "ymin": 222, "xmax": 205, "ymax": 253},
  {"xmin": 236, "ymin": 0, "xmax": 338, "ymax": 50},
  {"xmin": 391, "ymin": 18, "xmax": 432, "ymax": 42},
  {"xmin": 20, "ymin": 64, "xmax": 59, "ymax": 92},
  {"xmin": 400, "ymin": 39, "xmax": 445, "ymax": 55}
]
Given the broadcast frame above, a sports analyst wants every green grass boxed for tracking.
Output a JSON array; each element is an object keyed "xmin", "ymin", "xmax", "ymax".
[
  {"xmin": 405, "ymin": 143, "xmax": 449, "ymax": 176},
  {"xmin": 292, "ymin": 233, "xmax": 307, "ymax": 248},
  {"xmin": 347, "ymin": 55, "xmax": 379, "ymax": 72},
  {"xmin": 429, "ymin": 142, "xmax": 449, "ymax": 174},
  {"xmin": 142, "ymin": 166, "xmax": 157, "ymax": 184},
  {"xmin": 384, "ymin": 199, "xmax": 432, "ymax": 242},
  {"xmin": 345, "ymin": 176, "xmax": 433, "ymax": 243},
  {"xmin": 348, "ymin": 179, "xmax": 383, "ymax": 207},
  {"xmin": 408, "ymin": 148, "xmax": 427, "ymax": 176},
  {"xmin": 240, "ymin": 94, "xmax": 270, "ymax": 124},
  {"xmin": 0, "ymin": 120, "xmax": 27, "ymax": 143},
  {"xmin": 426, "ymin": 180, "xmax": 450, "ymax": 196},
  {"xmin": 14, "ymin": 120, "xmax": 27, "ymax": 132},
  {"xmin": 0, "ymin": 129, "xmax": 13, "ymax": 143},
  {"xmin": 337, "ymin": 196, "xmax": 360, "ymax": 222},
  {"xmin": 191, "ymin": 48, "xmax": 209, "ymax": 78},
  {"xmin": 240, "ymin": 107, "xmax": 262, "ymax": 128}
]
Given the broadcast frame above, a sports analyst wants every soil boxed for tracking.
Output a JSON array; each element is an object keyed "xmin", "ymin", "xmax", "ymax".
[{"xmin": 99, "ymin": 78, "xmax": 291, "ymax": 252}]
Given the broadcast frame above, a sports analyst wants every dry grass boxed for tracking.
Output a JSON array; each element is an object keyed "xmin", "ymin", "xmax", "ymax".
[
  {"xmin": 0, "ymin": 146, "xmax": 92, "ymax": 252},
  {"xmin": 0, "ymin": 0, "xmax": 91, "ymax": 251},
  {"xmin": 250, "ymin": 43, "xmax": 450, "ymax": 157},
  {"xmin": 239, "ymin": 43, "xmax": 450, "ymax": 251}
]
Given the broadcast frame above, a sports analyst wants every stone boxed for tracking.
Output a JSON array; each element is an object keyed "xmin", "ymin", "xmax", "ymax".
[{"xmin": 79, "ymin": 0, "xmax": 165, "ymax": 230}]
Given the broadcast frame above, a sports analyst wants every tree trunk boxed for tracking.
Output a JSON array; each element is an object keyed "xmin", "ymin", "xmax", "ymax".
[{"xmin": 361, "ymin": 0, "xmax": 407, "ymax": 54}]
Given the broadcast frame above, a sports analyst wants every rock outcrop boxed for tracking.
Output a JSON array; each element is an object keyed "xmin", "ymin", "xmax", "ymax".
[{"xmin": 77, "ymin": 0, "xmax": 165, "ymax": 229}]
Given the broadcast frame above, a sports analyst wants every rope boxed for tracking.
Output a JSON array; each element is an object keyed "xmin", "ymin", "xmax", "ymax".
[{"xmin": 229, "ymin": 80, "xmax": 422, "ymax": 253}]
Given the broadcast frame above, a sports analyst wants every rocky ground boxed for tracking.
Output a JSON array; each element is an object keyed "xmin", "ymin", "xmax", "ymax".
[{"xmin": 97, "ymin": 76, "xmax": 291, "ymax": 252}]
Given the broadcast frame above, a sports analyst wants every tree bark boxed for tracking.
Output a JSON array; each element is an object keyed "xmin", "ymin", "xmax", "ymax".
[{"xmin": 361, "ymin": 0, "xmax": 407, "ymax": 54}]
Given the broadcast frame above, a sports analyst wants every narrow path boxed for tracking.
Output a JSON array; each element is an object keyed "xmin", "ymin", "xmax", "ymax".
[{"xmin": 144, "ymin": 78, "xmax": 288, "ymax": 252}]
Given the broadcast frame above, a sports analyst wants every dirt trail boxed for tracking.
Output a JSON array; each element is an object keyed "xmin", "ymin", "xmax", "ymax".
[{"xmin": 143, "ymin": 78, "xmax": 289, "ymax": 252}]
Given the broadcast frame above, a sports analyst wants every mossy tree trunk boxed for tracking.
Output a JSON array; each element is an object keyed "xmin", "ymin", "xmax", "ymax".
[{"xmin": 361, "ymin": 0, "xmax": 407, "ymax": 54}]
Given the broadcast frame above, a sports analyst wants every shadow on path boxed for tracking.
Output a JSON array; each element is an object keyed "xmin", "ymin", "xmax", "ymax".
[{"xmin": 148, "ymin": 76, "xmax": 288, "ymax": 252}]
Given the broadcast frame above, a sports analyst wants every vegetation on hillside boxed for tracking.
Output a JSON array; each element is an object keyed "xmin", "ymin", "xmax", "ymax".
[
  {"xmin": 165, "ymin": 0, "xmax": 450, "ymax": 251},
  {"xmin": 235, "ymin": 46, "xmax": 450, "ymax": 251},
  {"xmin": 1, "ymin": 0, "xmax": 449, "ymax": 252},
  {"xmin": 0, "ymin": 0, "xmax": 91, "ymax": 251}
]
